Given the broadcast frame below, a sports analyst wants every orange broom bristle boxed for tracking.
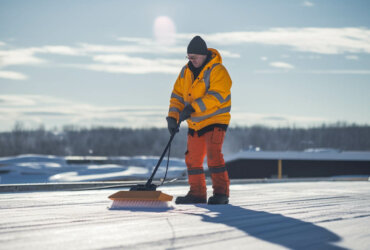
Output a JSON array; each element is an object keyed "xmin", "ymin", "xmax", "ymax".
[
  {"xmin": 110, "ymin": 200, "xmax": 172, "ymax": 209},
  {"xmin": 108, "ymin": 190, "xmax": 173, "ymax": 209}
]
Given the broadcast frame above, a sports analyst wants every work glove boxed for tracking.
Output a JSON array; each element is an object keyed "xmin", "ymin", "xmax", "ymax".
[
  {"xmin": 179, "ymin": 104, "xmax": 195, "ymax": 122},
  {"xmin": 166, "ymin": 117, "xmax": 179, "ymax": 135}
]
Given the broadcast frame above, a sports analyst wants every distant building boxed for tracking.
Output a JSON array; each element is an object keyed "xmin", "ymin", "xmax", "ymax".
[{"xmin": 225, "ymin": 151, "xmax": 370, "ymax": 179}]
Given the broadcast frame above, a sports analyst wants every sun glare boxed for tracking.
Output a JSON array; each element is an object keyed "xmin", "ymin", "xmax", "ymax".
[{"xmin": 153, "ymin": 16, "xmax": 176, "ymax": 46}]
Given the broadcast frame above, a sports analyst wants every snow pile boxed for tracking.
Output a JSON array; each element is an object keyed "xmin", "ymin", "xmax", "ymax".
[{"xmin": 0, "ymin": 154, "xmax": 186, "ymax": 184}]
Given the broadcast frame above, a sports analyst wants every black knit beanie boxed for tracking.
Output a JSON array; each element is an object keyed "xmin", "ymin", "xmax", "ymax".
[{"xmin": 187, "ymin": 36, "xmax": 208, "ymax": 55}]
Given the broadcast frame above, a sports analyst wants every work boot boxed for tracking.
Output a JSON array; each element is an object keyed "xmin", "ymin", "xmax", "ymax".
[
  {"xmin": 175, "ymin": 193, "xmax": 207, "ymax": 204},
  {"xmin": 208, "ymin": 194, "xmax": 229, "ymax": 205}
]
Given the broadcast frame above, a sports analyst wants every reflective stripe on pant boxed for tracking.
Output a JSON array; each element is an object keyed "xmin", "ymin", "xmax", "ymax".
[{"xmin": 185, "ymin": 127, "xmax": 230, "ymax": 197}]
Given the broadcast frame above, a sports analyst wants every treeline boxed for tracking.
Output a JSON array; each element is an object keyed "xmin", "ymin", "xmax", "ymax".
[{"xmin": 0, "ymin": 123, "xmax": 369, "ymax": 158}]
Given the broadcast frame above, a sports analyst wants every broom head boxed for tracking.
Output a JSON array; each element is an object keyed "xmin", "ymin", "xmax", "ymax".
[
  {"xmin": 109, "ymin": 190, "xmax": 173, "ymax": 201},
  {"xmin": 108, "ymin": 190, "xmax": 173, "ymax": 209}
]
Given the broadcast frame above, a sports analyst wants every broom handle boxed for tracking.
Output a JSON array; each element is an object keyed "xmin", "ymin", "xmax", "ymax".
[{"xmin": 145, "ymin": 122, "xmax": 181, "ymax": 187}]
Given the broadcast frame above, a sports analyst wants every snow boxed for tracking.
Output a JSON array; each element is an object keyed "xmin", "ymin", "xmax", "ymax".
[
  {"xmin": 0, "ymin": 181, "xmax": 369, "ymax": 249},
  {"xmin": 0, "ymin": 154, "xmax": 186, "ymax": 184}
]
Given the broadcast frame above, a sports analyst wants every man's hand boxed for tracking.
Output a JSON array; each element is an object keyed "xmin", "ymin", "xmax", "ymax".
[
  {"xmin": 179, "ymin": 104, "xmax": 195, "ymax": 122},
  {"xmin": 166, "ymin": 117, "xmax": 179, "ymax": 135}
]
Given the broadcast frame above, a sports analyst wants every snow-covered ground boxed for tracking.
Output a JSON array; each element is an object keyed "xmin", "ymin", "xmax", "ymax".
[
  {"xmin": 0, "ymin": 154, "xmax": 186, "ymax": 184},
  {"xmin": 1, "ymin": 181, "xmax": 369, "ymax": 249}
]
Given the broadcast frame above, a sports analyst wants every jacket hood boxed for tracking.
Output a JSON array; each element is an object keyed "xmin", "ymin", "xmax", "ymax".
[{"xmin": 207, "ymin": 48, "xmax": 222, "ymax": 65}]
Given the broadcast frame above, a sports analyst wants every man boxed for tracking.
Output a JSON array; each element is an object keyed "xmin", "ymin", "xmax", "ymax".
[{"xmin": 167, "ymin": 36, "xmax": 232, "ymax": 205}]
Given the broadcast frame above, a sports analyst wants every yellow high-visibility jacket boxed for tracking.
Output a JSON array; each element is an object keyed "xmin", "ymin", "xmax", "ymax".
[{"xmin": 168, "ymin": 48, "xmax": 232, "ymax": 131}]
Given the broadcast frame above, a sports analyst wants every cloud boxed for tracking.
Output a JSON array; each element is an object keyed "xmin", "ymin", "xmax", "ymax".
[
  {"xmin": 302, "ymin": 1, "xmax": 314, "ymax": 7},
  {"xmin": 201, "ymin": 27, "xmax": 370, "ymax": 55},
  {"xmin": 254, "ymin": 70, "xmax": 291, "ymax": 74},
  {"xmin": 92, "ymin": 54, "xmax": 184, "ymax": 65},
  {"xmin": 0, "ymin": 43, "xmax": 186, "ymax": 77},
  {"xmin": 0, "ymin": 45, "xmax": 82, "ymax": 68},
  {"xmin": 255, "ymin": 69, "xmax": 370, "ymax": 75},
  {"xmin": 0, "ymin": 94, "xmax": 336, "ymax": 131},
  {"xmin": 78, "ymin": 43, "xmax": 162, "ymax": 54},
  {"xmin": 298, "ymin": 55, "xmax": 321, "ymax": 60},
  {"xmin": 0, "ymin": 95, "xmax": 37, "ymax": 106},
  {"xmin": 1, "ymin": 27, "xmax": 370, "ymax": 78},
  {"xmin": 345, "ymin": 55, "xmax": 359, "ymax": 60},
  {"xmin": 230, "ymin": 110, "xmax": 330, "ymax": 128},
  {"xmin": 0, "ymin": 46, "xmax": 82, "ymax": 80},
  {"xmin": 79, "ymin": 63, "xmax": 180, "ymax": 74},
  {"xmin": 79, "ymin": 41, "xmax": 241, "ymax": 58},
  {"xmin": 23, "ymin": 111, "xmax": 72, "ymax": 117},
  {"xmin": 309, "ymin": 70, "xmax": 370, "ymax": 74},
  {"xmin": 0, "ymin": 70, "xmax": 28, "ymax": 80},
  {"xmin": 0, "ymin": 48, "xmax": 46, "ymax": 68},
  {"xmin": 0, "ymin": 94, "xmax": 170, "ymax": 131},
  {"xmin": 269, "ymin": 61, "xmax": 294, "ymax": 69},
  {"xmin": 81, "ymin": 54, "xmax": 184, "ymax": 74},
  {"xmin": 262, "ymin": 116, "xmax": 288, "ymax": 121},
  {"xmin": 0, "ymin": 39, "xmax": 238, "ymax": 77},
  {"xmin": 218, "ymin": 50, "xmax": 241, "ymax": 58},
  {"xmin": 116, "ymin": 37, "xmax": 153, "ymax": 45},
  {"xmin": 37, "ymin": 46, "xmax": 81, "ymax": 56}
]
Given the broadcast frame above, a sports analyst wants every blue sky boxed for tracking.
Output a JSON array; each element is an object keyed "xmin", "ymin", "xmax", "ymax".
[{"xmin": 0, "ymin": 0, "xmax": 369, "ymax": 131}]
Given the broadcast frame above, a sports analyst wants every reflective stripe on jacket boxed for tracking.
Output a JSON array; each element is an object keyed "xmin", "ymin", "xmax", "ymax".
[{"xmin": 168, "ymin": 48, "xmax": 232, "ymax": 131}]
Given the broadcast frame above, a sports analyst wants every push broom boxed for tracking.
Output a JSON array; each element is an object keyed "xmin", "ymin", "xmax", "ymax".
[{"xmin": 109, "ymin": 122, "xmax": 180, "ymax": 208}]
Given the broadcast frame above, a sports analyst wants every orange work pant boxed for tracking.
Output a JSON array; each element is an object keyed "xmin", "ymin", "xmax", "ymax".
[{"xmin": 185, "ymin": 127, "xmax": 230, "ymax": 198}]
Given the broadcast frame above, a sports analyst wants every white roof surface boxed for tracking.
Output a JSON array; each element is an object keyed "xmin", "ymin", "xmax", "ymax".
[
  {"xmin": 225, "ymin": 150, "xmax": 370, "ymax": 162},
  {"xmin": 1, "ymin": 181, "xmax": 369, "ymax": 249}
]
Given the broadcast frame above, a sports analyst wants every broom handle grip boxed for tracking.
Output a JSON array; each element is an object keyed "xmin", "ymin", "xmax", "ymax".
[{"xmin": 146, "ymin": 122, "xmax": 181, "ymax": 186}]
